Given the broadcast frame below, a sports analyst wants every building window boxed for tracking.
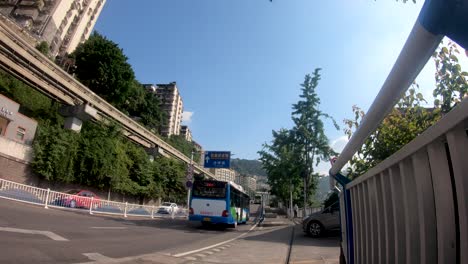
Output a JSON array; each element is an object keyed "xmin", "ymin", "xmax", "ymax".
[{"xmin": 16, "ymin": 127, "xmax": 25, "ymax": 141}]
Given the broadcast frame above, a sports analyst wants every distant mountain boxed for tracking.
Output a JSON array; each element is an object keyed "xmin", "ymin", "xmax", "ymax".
[{"xmin": 231, "ymin": 159, "xmax": 267, "ymax": 177}]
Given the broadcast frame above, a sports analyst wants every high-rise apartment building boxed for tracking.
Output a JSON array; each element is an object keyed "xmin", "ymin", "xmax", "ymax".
[
  {"xmin": 144, "ymin": 82, "xmax": 183, "ymax": 137},
  {"xmin": 235, "ymin": 174, "xmax": 257, "ymax": 193},
  {"xmin": 210, "ymin": 168, "xmax": 236, "ymax": 182},
  {"xmin": 0, "ymin": 0, "xmax": 106, "ymax": 56},
  {"xmin": 180, "ymin": 125, "xmax": 192, "ymax": 142}
]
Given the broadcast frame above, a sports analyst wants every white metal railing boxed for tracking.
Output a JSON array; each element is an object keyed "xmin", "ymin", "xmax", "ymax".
[
  {"xmin": 0, "ymin": 178, "xmax": 188, "ymax": 219},
  {"xmin": 344, "ymin": 98, "xmax": 467, "ymax": 264}
]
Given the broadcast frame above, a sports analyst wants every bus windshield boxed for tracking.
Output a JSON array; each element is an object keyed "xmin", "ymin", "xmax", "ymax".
[{"xmin": 192, "ymin": 181, "xmax": 226, "ymax": 198}]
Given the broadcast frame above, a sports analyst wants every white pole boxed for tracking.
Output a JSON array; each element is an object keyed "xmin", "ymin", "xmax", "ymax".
[
  {"xmin": 89, "ymin": 197, "xmax": 94, "ymax": 215},
  {"xmin": 187, "ymin": 151, "xmax": 194, "ymax": 219},
  {"xmin": 330, "ymin": 22, "xmax": 442, "ymax": 175},
  {"xmin": 124, "ymin": 202, "xmax": 128, "ymax": 217},
  {"xmin": 151, "ymin": 205, "xmax": 155, "ymax": 219},
  {"xmin": 44, "ymin": 188, "xmax": 50, "ymax": 209},
  {"xmin": 290, "ymin": 184, "xmax": 293, "ymax": 219}
]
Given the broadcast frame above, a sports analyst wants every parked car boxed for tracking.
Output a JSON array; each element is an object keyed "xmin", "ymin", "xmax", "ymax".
[
  {"xmin": 302, "ymin": 201, "xmax": 340, "ymax": 237},
  {"xmin": 157, "ymin": 202, "xmax": 178, "ymax": 214},
  {"xmin": 54, "ymin": 189, "xmax": 101, "ymax": 209}
]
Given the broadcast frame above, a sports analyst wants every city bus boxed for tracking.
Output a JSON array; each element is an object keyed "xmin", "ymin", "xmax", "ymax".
[{"xmin": 189, "ymin": 180, "xmax": 250, "ymax": 228}]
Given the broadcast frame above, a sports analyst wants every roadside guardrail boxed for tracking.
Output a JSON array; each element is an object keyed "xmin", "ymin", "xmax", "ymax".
[{"xmin": 0, "ymin": 178, "xmax": 187, "ymax": 219}]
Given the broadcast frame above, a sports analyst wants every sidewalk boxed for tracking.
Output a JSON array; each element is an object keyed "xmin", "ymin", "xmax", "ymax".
[
  {"xmin": 289, "ymin": 218, "xmax": 340, "ymax": 264},
  {"xmin": 85, "ymin": 216, "xmax": 340, "ymax": 264}
]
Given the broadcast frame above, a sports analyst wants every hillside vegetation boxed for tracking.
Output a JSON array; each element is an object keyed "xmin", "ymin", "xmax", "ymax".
[{"xmin": 231, "ymin": 159, "xmax": 266, "ymax": 176}]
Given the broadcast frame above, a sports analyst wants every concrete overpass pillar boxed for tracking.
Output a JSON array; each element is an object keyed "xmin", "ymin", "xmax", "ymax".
[{"xmin": 60, "ymin": 104, "xmax": 98, "ymax": 132}]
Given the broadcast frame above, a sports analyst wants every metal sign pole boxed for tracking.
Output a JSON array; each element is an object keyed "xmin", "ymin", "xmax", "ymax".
[{"xmin": 187, "ymin": 151, "xmax": 194, "ymax": 216}]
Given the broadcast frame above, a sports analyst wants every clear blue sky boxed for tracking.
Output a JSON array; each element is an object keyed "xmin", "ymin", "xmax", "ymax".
[{"xmin": 94, "ymin": 0, "xmax": 467, "ymax": 168}]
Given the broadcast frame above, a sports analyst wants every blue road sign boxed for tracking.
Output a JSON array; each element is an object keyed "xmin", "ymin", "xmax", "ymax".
[
  {"xmin": 186, "ymin": 180, "xmax": 192, "ymax": 188},
  {"xmin": 204, "ymin": 151, "xmax": 231, "ymax": 168}
]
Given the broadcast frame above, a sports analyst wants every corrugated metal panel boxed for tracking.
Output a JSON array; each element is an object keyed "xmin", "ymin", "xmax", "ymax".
[
  {"xmin": 427, "ymin": 139, "xmax": 457, "ymax": 264},
  {"xmin": 400, "ymin": 158, "xmax": 420, "ymax": 264},
  {"xmin": 412, "ymin": 150, "xmax": 437, "ymax": 264},
  {"xmin": 447, "ymin": 123, "xmax": 468, "ymax": 264}
]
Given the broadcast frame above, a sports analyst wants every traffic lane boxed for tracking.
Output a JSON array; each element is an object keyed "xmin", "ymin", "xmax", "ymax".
[
  {"xmin": 289, "ymin": 225, "xmax": 340, "ymax": 264},
  {"xmin": 182, "ymin": 224, "xmax": 293, "ymax": 264},
  {"xmin": 0, "ymin": 199, "xmax": 254, "ymax": 263},
  {"xmin": 0, "ymin": 231, "xmax": 89, "ymax": 264}
]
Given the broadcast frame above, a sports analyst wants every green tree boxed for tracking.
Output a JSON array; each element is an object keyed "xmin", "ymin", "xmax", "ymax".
[
  {"xmin": 127, "ymin": 82, "xmax": 167, "ymax": 134},
  {"xmin": 166, "ymin": 135, "xmax": 200, "ymax": 161},
  {"xmin": 432, "ymin": 42, "xmax": 468, "ymax": 114},
  {"xmin": 291, "ymin": 69, "xmax": 338, "ymax": 207},
  {"xmin": 258, "ymin": 129, "xmax": 304, "ymax": 205},
  {"xmin": 35, "ymin": 41, "xmax": 49, "ymax": 57},
  {"xmin": 0, "ymin": 69, "xmax": 53, "ymax": 119},
  {"xmin": 344, "ymin": 84, "xmax": 440, "ymax": 178},
  {"xmin": 154, "ymin": 157, "xmax": 186, "ymax": 204},
  {"xmin": 72, "ymin": 32, "xmax": 135, "ymax": 107}
]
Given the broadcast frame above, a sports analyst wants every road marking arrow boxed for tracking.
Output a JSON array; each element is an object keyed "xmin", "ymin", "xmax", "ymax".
[{"xmin": 0, "ymin": 227, "xmax": 68, "ymax": 241}]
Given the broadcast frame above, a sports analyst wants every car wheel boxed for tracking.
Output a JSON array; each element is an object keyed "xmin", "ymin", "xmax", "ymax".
[
  {"xmin": 308, "ymin": 221, "xmax": 323, "ymax": 238},
  {"xmin": 70, "ymin": 200, "xmax": 76, "ymax": 208}
]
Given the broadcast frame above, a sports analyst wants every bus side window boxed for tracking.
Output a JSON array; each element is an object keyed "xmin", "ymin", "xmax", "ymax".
[{"xmin": 230, "ymin": 188, "xmax": 235, "ymax": 207}]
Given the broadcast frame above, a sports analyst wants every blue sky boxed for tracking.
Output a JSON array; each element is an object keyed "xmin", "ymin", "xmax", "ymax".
[{"xmin": 94, "ymin": 0, "xmax": 467, "ymax": 170}]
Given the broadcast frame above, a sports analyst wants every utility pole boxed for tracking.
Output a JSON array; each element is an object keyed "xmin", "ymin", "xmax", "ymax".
[
  {"xmin": 186, "ymin": 150, "xmax": 194, "ymax": 215},
  {"xmin": 290, "ymin": 180, "xmax": 293, "ymax": 219}
]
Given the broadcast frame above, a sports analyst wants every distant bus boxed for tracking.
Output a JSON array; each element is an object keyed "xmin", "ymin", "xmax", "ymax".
[{"xmin": 189, "ymin": 180, "xmax": 250, "ymax": 228}]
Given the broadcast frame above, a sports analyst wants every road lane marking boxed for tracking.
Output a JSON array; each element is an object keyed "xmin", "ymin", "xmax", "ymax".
[
  {"xmin": 83, "ymin": 253, "xmax": 112, "ymax": 261},
  {"xmin": 204, "ymin": 251, "xmax": 214, "ymax": 255},
  {"xmin": 90, "ymin": 227, "xmax": 128, "ymax": 230},
  {"xmin": 184, "ymin": 257, "xmax": 197, "ymax": 260},
  {"xmin": 195, "ymin": 254, "xmax": 206, "ymax": 258},
  {"xmin": 173, "ymin": 223, "xmax": 258, "ymax": 257},
  {"xmin": 0, "ymin": 227, "xmax": 68, "ymax": 241}
]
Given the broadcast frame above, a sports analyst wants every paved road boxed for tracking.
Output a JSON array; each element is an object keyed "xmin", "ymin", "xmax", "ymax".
[
  {"xmin": 0, "ymin": 199, "xmax": 340, "ymax": 264},
  {"xmin": 0, "ymin": 199, "xmax": 255, "ymax": 264}
]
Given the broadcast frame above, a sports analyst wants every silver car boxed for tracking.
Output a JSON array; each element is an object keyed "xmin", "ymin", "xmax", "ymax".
[{"xmin": 302, "ymin": 201, "xmax": 340, "ymax": 237}]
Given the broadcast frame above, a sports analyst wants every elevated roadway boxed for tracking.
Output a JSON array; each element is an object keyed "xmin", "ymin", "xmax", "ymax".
[{"xmin": 0, "ymin": 18, "xmax": 214, "ymax": 178}]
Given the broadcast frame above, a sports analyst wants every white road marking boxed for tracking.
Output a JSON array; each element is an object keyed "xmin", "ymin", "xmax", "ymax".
[
  {"xmin": 173, "ymin": 223, "xmax": 258, "ymax": 257},
  {"xmin": 268, "ymin": 221, "xmax": 288, "ymax": 225},
  {"xmin": 0, "ymin": 227, "xmax": 68, "ymax": 241},
  {"xmin": 213, "ymin": 248, "xmax": 221, "ymax": 252},
  {"xmin": 83, "ymin": 253, "xmax": 112, "ymax": 261},
  {"xmin": 195, "ymin": 254, "xmax": 206, "ymax": 258},
  {"xmin": 204, "ymin": 251, "xmax": 214, "ymax": 255},
  {"xmin": 90, "ymin": 227, "xmax": 127, "ymax": 230},
  {"xmin": 184, "ymin": 256, "xmax": 197, "ymax": 260}
]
